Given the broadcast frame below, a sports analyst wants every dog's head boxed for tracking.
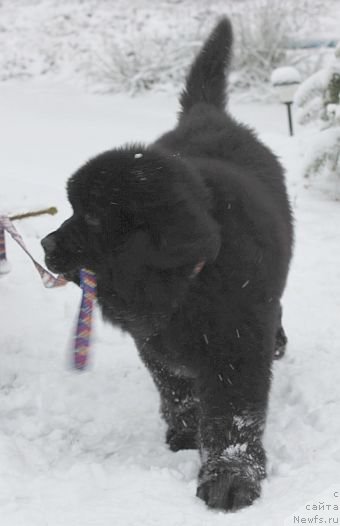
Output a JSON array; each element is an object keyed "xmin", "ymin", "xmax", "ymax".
[{"xmin": 41, "ymin": 146, "xmax": 221, "ymax": 282}]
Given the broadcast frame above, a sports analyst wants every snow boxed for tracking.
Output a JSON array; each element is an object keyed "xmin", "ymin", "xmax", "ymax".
[
  {"xmin": 1, "ymin": 82, "xmax": 340, "ymax": 525},
  {"xmin": 305, "ymin": 127, "xmax": 340, "ymax": 161},
  {"xmin": 0, "ymin": 0, "xmax": 228, "ymax": 91},
  {"xmin": 0, "ymin": 0, "xmax": 339, "ymax": 96},
  {"xmin": 294, "ymin": 40, "xmax": 340, "ymax": 126},
  {"xmin": 223, "ymin": 443, "xmax": 248, "ymax": 457},
  {"xmin": 271, "ymin": 67, "xmax": 301, "ymax": 86},
  {"xmin": 302, "ymin": 126, "xmax": 340, "ymax": 198},
  {"xmin": 0, "ymin": 259, "xmax": 12, "ymax": 275}
]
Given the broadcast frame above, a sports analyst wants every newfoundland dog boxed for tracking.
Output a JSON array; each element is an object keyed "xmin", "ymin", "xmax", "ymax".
[{"xmin": 41, "ymin": 17, "xmax": 293, "ymax": 511}]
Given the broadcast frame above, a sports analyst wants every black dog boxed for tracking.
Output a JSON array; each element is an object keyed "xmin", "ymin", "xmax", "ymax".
[{"xmin": 41, "ymin": 18, "xmax": 293, "ymax": 511}]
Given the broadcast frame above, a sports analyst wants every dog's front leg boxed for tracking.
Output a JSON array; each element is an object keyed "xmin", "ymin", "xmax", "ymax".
[{"xmin": 195, "ymin": 348, "xmax": 270, "ymax": 511}]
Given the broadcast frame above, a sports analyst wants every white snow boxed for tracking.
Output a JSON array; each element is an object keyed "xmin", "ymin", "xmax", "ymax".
[
  {"xmin": 302, "ymin": 126, "xmax": 340, "ymax": 198},
  {"xmin": 0, "ymin": 83, "xmax": 340, "ymax": 526},
  {"xmin": 305, "ymin": 127, "xmax": 340, "ymax": 164},
  {"xmin": 0, "ymin": 259, "xmax": 12, "ymax": 275},
  {"xmin": 223, "ymin": 443, "xmax": 248, "ymax": 457},
  {"xmin": 0, "ymin": 0, "xmax": 338, "ymax": 96},
  {"xmin": 271, "ymin": 67, "xmax": 301, "ymax": 86}
]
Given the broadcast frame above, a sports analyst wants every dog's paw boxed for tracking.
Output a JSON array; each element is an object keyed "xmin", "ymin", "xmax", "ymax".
[
  {"xmin": 166, "ymin": 427, "xmax": 197, "ymax": 451},
  {"xmin": 197, "ymin": 453, "xmax": 265, "ymax": 511}
]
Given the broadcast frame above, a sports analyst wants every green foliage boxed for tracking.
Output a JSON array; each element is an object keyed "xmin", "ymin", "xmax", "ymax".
[{"xmin": 326, "ymin": 73, "xmax": 340, "ymax": 105}]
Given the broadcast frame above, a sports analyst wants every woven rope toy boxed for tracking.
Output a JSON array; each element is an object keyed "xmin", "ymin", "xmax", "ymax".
[
  {"xmin": 0, "ymin": 211, "xmax": 96, "ymax": 370},
  {"xmin": 74, "ymin": 268, "xmax": 96, "ymax": 370}
]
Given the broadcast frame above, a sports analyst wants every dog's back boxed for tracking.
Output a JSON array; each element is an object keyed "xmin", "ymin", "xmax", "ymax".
[{"xmin": 155, "ymin": 17, "xmax": 293, "ymax": 277}]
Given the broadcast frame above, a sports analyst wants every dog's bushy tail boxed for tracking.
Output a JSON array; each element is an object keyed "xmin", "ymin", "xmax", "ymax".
[{"xmin": 180, "ymin": 17, "xmax": 233, "ymax": 114}]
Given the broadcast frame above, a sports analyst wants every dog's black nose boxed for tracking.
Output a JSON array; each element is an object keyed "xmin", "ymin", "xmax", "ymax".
[{"xmin": 41, "ymin": 234, "xmax": 56, "ymax": 254}]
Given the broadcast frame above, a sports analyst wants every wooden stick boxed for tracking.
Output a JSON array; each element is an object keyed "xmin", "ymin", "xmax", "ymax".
[{"xmin": 9, "ymin": 207, "xmax": 58, "ymax": 221}]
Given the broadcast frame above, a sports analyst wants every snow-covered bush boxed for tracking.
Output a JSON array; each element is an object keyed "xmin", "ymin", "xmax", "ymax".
[
  {"xmin": 0, "ymin": 0, "xmax": 332, "ymax": 96},
  {"xmin": 230, "ymin": 0, "xmax": 324, "ymax": 91},
  {"xmin": 295, "ymin": 43, "xmax": 340, "ymax": 198},
  {"xmin": 90, "ymin": 0, "xmax": 325, "ymax": 95}
]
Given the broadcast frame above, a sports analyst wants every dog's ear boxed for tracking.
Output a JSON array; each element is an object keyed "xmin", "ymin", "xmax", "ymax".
[
  {"xmin": 141, "ymin": 201, "xmax": 221, "ymax": 270},
  {"xmin": 117, "ymin": 148, "xmax": 221, "ymax": 270}
]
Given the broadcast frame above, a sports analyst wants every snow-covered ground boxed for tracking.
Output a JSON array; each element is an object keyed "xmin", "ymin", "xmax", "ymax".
[{"xmin": 0, "ymin": 82, "xmax": 340, "ymax": 525}]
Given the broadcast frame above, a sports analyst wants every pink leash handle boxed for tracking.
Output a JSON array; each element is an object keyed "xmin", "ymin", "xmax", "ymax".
[{"xmin": 0, "ymin": 215, "xmax": 67, "ymax": 287}]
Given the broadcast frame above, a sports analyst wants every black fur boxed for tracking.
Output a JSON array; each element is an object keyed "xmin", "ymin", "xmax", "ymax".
[
  {"xmin": 180, "ymin": 18, "xmax": 233, "ymax": 113},
  {"xmin": 41, "ymin": 17, "xmax": 293, "ymax": 512}
]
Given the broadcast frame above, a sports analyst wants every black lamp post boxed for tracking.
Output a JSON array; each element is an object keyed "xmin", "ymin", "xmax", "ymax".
[{"xmin": 271, "ymin": 67, "xmax": 301, "ymax": 136}]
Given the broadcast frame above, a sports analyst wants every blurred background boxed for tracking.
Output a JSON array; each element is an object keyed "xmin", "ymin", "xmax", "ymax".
[{"xmin": 0, "ymin": 0, "xmax": 338, "ymax": 98}]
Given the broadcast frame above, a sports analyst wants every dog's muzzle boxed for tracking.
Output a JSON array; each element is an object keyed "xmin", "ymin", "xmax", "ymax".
[{"xmin": 41, "ymin": 233, "xmax": 57, "ymax": 255}]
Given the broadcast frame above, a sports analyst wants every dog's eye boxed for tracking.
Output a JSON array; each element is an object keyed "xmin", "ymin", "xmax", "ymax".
[{"xmin": 84, "ymin": 214, "xmax": 101, "ymax": 228}]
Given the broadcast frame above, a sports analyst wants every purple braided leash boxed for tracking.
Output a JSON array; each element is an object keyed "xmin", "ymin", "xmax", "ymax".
[
  {"xmin": 73, "ymin": 268, "xmax": 97, "ymax": 370},
  {"xmin": 0, "ymin": 215, "xmax": 96, "ymax": 369}
]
